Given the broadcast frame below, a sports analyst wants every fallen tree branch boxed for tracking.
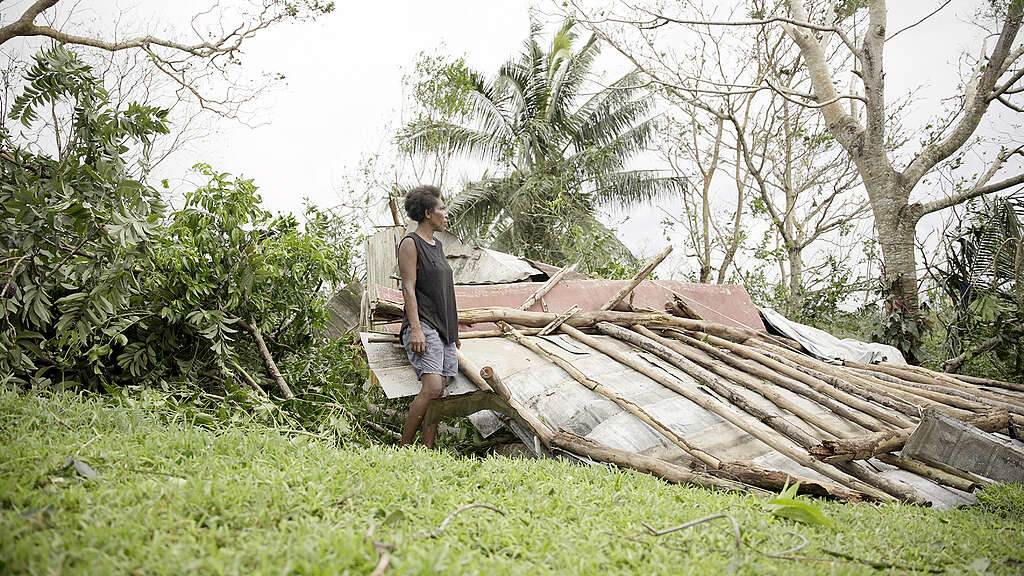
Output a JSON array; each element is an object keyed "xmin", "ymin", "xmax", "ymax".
[
  {"xmin": 235, "ymin": 317, "xmax": 294, "ymax": 399},
  {"xmin": 809, "ymin": 409, "xmax": 1010, "ymax": 462}
]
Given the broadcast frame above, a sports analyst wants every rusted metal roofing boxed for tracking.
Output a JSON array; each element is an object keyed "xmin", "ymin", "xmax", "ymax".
[{"xmin": 375, "ymin": 279, "xmax": 766, "ymax": 332}]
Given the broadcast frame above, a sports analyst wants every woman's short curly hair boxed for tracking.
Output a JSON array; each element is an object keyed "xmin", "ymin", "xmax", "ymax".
[{"xmin": 404, "ymin": 185, "xmax": 442, "ymax": 222}]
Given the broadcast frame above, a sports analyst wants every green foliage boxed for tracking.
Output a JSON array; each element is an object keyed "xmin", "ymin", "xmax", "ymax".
[
  {"xmin": 1, "ymin": 47, "xmax": 363, "ymax": 414},
  {"xmin": 404, "ymin": 50, "xmax": 476, "ymax": 124},
  {"xmin": 4, "ymin": 388, "xmax": 1024, "ymax": 575},
  {"xmin": 933, "ymin": 192, "xmax": 1024, "ymax": 379},
  {"xmin": 0, "ymin": 46, "xmax": 168, "ymax": 389},
  {"xmin": 766, "ymin": 482, "xmax": 836, "ymax": 529},
  {"xmin": 399, "ymin": 20, "xmax": 684, "ymax": 267},
  {"xmin": 141, "ymin": 165, "xmax": 356, "ymax": 381}
]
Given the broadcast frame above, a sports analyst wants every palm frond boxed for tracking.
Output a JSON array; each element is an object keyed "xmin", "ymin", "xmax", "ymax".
[
  {"xmin": 590, "ymin": 170, "xmax": 688, "ymax": 209},
  {"xmin": 399, "ymin": 120, "xmax": 507, "ymax": 163}
]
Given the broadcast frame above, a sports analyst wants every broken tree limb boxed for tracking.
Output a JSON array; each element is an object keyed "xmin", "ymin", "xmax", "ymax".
[
  {"xmin": 499, "ymin": 321, "xmax": 721, "ymax": 468},
  {"xmin": 518, "ymin": 261, "xmax": 580, "ymax": 310},
  {"xmin": 666, "ymin": 330, "xmax": 888, "ymax": 434},
  {"xmin": 584, "ymin": 322, "xmax": 897, "ymax": 502},
  {"xmin": 942, "ymin": 336, "xmax": 1002, "ymax": 373},
  {"xmin": 620, "ymin": 325, "xmax": 925, "ymax": 505},
  {"xmin": 549, "ymin": 432, "xmax": 757, "ymax": 494},
  {"xmin": 600, "ymin": 245, "xmax": 673, "ymax": 311},
  {"xmin": 809, "ymin": 409, "xmax": 1011, "ymax": 463},
  {"xmin": 235, "ymin": 317, "xmax": 294, "ymax": 399}
]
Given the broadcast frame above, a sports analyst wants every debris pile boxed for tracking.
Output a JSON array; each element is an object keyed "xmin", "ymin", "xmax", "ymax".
[{"xmin": 357, "ymin": 232, "xmax": 1024, "ymax": 506}]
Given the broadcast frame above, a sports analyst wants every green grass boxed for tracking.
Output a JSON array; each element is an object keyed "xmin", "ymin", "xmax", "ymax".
[{"xmin": 2, "ymin": 387, "xmax": 1022, "ymax": 575}]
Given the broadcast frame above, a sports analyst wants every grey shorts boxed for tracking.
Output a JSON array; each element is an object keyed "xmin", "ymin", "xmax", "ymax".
[{"xmin": 401, "ymin": 322, "xmax": 458, "ymax": 379}]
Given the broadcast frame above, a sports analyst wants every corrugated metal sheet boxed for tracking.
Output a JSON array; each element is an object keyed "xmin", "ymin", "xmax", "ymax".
[
  {"xmin": 364, "ymin": 227, "xmax": 544, "ymax": 297},
  {"xmin": 361, "ymin": 330, "xmax": 977, "ymax": 508}
]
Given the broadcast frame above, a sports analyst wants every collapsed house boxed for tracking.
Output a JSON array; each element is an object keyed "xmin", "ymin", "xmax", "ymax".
[{"xmin": 352, "ymin": 226, "xmax": 1024, "ymax": 508}]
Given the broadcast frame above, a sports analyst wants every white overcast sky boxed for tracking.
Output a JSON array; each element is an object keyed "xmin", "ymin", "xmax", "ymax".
[{"xmin": 3, "ymin": 0, "xmax": 1016, "ymax": 269}]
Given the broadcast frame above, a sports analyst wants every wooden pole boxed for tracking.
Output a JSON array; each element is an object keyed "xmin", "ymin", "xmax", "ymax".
[
  {"xmin": 750, "ymin": 340, "xmax": 976, "ymax": 419},
  {"xmin": 633, "ymin": 326, "xmax": 843, "ymax": 439},
  {"xmin": 666, "ymin": 330, "xmax": 890, "ymax": 433},
  {"xmin": 518, "ymin": 261, "xmax": 580, "ymax": 310},
  {"xmin": 388, "ymin": 196, "xmax": 403, "ymax": 226},
  {"xmin": 549, "ymin": 432, "xmax": 755, "ymax": 494},
  {"xmin": 457, "ymin": 357, "xmax": 554, "ymax": 448},
  {"xmin": 600, "ymin": 245, "xmax": 673, "ymax": 311},
  {"xmin": 714, "ymin": 461, "xmax": 882, "ymax": 502},
  {"xmin": 875, "ymin": 454, "xmax": 981, "ymax": 492},
  {"xmin": 499, "ymin": 321, "xmax": 721, "ymax": 468},
  {"xmin": 479, "ymin": 365, "xmax": 511, "ymax": 401},
  {"xmin": 612, "ymin": 324, "xmax": 924, "ymax": 504},
  {"xmin": 679, "ymin": 331, "xmax": 914, "ymax": 429},
  {"xmin": 948, "ymin": 373, "xmax": 1024, "ymax": 393},
  {"xmin": 577, "ymin": 322, "xmax": 896, "ymax": 502},
  {"xmin": 847, "ymin": 363, "xmax": 1024, "ymax": 414}
]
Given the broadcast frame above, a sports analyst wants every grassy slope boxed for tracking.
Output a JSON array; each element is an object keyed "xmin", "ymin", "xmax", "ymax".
[{"xmin": 1, "ymin": 387, "xmax": 1022, "ymax": 575}]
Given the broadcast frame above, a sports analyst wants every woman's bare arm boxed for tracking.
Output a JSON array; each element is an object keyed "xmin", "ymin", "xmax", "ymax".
[{"xmin": 398, "ymin": 237, "xmax": 427, "ymax": 354}]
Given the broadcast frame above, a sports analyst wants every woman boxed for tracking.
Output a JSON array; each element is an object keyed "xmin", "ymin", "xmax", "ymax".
[{"xmin": 398, "ymin": 185, "xmax": 459, "ymax": 448}]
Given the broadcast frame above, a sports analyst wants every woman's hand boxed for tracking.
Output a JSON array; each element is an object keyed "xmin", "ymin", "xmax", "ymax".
[{"xmin": 410, "ymin": 327, "xmax": 427, "ymax": 355}]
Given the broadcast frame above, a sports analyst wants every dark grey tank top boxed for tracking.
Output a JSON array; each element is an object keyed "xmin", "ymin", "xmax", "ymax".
[{"xmin": 399, "ymin": 233, "xmax": 459, "ymax": 344}]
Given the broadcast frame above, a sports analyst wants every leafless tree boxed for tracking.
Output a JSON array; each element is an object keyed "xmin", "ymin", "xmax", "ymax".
[
  {"xmin": 563, "ymin": 0, "xmax": 1024, "ymax": 354},
  {"xmin": 569, "ymin": 0, "xmax": 872, "ymax": 315},
  {"xmin": 1, "ymin": 0, "xmax": 333, "ymax": 117}
]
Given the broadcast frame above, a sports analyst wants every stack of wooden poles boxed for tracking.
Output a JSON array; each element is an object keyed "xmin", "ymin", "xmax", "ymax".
[{"xmin": 449, "ymin": 301, "xmax": 1023, "ymax": 505}]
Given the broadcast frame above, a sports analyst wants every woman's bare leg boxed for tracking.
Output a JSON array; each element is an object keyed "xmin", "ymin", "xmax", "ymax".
[{"xmin": 400, "ymin": 373, "xmax": 444, "ymax": 446}]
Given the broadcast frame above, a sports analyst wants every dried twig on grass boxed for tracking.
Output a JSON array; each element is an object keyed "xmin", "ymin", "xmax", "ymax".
[
  {"xmin": 365, "ymin": 523, "xmax": 394, "ymax": 576},
  {"xmin": 416, "ymin": 503, "xmax": 507, "ymax": 540},
  {"xmin": 46, "ymin": 408, "xmax": 73, "ymax": 431},
  {"xmin": 640, "ymin": 513, "xmax": 742, "ymax": 550}
]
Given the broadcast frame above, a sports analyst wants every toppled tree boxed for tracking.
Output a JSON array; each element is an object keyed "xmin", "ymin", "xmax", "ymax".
[{"xmin": 0, "ymin": 47, "xmax": 356, "ymax": 397}]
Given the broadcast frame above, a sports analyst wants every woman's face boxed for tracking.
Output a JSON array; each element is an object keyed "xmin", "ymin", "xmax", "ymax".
[{"xmin": 425, "ymin": 199, "xmax": 448, "ymax": 231}]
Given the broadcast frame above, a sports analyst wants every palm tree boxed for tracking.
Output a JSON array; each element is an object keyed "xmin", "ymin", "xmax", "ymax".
[{"xmin": 400, "ymin": 20, "xmax": 684, "ymax": 269}]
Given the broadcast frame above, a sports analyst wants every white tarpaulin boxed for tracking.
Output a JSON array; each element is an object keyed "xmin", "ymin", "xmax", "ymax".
[{"xmin": 759, "ymin": 307, "xmax": 906, "ymax": 365}]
